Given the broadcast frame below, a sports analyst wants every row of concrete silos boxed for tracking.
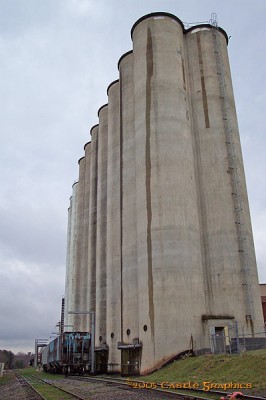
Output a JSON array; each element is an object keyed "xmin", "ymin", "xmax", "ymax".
[{"xmin": 64, "ymin": 12, "xmax": 265, "ymax": 375}]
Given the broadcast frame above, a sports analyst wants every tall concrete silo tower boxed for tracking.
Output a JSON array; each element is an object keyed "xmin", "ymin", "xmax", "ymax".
[
  {"xmin": 64, "ymin": 12, "xmax": 265, "ymax": 376},
  {"xmin": 64, "ymin": 182, "xmax": 79, "ymax": 330}
]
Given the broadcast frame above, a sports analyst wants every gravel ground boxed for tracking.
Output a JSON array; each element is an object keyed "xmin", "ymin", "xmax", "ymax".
[
  {"xmin": 47, "ymin": 377, "xmax": 175, "ymax": 399},
  {"xmin": 0, "ymin": 370, "xmax": 29, "ymax": 400},
  {"xmin": 1, "ymin": 372, "xmax": 173, "ymax": 399}
]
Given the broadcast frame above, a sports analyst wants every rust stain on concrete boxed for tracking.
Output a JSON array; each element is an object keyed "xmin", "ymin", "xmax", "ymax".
[
  {"xmin": 146, "ymin": 27, "xmax": 155, "ymax": 343},
  {"xmin": 196, "ymin": 33, "xmax": 210, "ymax": 129}
]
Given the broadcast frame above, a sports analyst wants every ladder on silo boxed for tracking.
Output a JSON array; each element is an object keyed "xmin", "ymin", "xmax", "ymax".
[
  {"xmin": 210, "ymin": 13, "xmax": 254, "ymax": 320},
  {"xmin": 61, "ymin": 297, "xmax": 65, "ymax": 335}
]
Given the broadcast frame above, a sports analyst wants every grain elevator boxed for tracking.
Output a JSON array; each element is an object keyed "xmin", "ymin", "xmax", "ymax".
[{"xmin": 64, "ymin": 12, "xmax": 265, "ymax": 375}]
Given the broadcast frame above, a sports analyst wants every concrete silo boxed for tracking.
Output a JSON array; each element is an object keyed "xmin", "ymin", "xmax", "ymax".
[
  {"xmin": 64, "ymin": 182, "xmax": 79, "ymax": 330},
  {"xmin": 185, "ymin": 20, "xmax": 263, "ymax": 347},
  {"xmin": 87, "ymin": 125, "xmax": 98, "ymax": 327},
  {"xmin": 65, "ymin": 146, "xmax": 90, "ymax": 332},
  {"xmin": 64, "ymin": 11, "xmax": 265, "ymax": 376},
  {"xmin": 117, "ymin": 51, "xmax": 140, "ymax": 375},
  {"xmin": 80, "ymin": 141, "xmax": 91, "ymax": 331},
  {"xmin": 131, "ymin": 13, "xmax": 207, "ymax": 373},
  {"xmin": 106, "ymin": 80, "xmax": 121, "ymax": 373},
  {"xmin": 72, "ymin": 156, "xmax": 86, "ymax": 331},
  {"xmin": 95, "ymin": 104, "xmax": 109, "ymax": 371}
]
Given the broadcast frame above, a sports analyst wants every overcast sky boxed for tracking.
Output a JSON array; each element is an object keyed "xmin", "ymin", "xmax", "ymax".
[{"xmin": 0, "ymin": 0, "xmax": 265, "ymax": 354}]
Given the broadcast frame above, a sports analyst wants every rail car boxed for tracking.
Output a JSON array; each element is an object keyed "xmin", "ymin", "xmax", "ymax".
[{"xmin": 42, "ymin": 332, "xmax": 91, "ymax": 375}]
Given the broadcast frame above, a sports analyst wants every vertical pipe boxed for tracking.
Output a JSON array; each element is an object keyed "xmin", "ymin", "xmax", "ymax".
[
  {"xmin": 118, "ymin": 51, "xmax": 139, "ymax": 344},
  {"xmin": 64, "ymin": 198, "xmax": 72, "ymax": 329},
  {"xmin": 95, "ymin": 104, "xmax": 108, "ymax": 346},
  {"xmin": 34, "ymin": 339, "xmax": 37, "ymax": 368},
  {"xmin": 132, "ymin": 14, "xmax": 205, "ymax": 373},
  {"xmin": 106, "ymin": 80, "xmax": 121, "ymax": 372},
  {"xmin": 91, "ymin": 311, "xmax": 95, "ymax": 374}
]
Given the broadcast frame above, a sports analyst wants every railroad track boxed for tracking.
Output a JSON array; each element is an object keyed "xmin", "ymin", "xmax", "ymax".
[
  {"xmin": 15, "ymin": 373, "xmax": 88, "ymax": 400},
  {"xmin": 15, "ymin": 374, "xmax": 46, "ymax": 400},
  {"xmin": 68, "ymin": 375, "xmax": 266, "ymax": 400},
  {"xmin": 68, "ymin": 375, "xmax": 218, "ymax": 399}
]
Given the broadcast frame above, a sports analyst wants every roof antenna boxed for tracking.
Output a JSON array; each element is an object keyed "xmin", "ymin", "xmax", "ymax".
[{"xmin": 210, "ymin": 12, "xmax": 218, "ymax": 27}]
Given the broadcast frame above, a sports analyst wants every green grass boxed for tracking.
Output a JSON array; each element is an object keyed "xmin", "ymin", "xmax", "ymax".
[
  {"xmin": 0, "ymin": 373, "xmax": 12, "ymax": 386},
  {"xmin": 18, "ymin": 368, "xmax": 74, "ymax": 399},
  {"xmin": 16, "ymin": 351, "xmax": 266, "ymax": 397},
  {"xmin": 19, "ymin": 366, "xmax": 65, "ymax": 380},
  {"xmin": 138, "ymin": 350, "xmax": 266, "ymax": 395}
]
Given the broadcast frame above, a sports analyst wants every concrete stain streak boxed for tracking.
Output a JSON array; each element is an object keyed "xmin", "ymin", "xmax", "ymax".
[
  {"xmin": 146, "ymin": 28, "xmax": 155, "ymax": 343},
  {"xmin": 196, "ymin": 33, "xmax": 210, "ymax": 129},
  {"xmin": 196, "ymin": 33, "xmax": 214, "ymax": 306},
  {"xmin": 119, "ymin": 73, "xmax": 124, "ymax": 341},
  {"xmin": 181, "ymin": 56, "xmax": 186, "ymax": 91}
]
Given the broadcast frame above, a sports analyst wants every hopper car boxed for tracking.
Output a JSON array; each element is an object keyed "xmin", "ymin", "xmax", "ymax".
[{"xmin": 42, "ymin": 331, "xmax": 91, "ymax": 375}]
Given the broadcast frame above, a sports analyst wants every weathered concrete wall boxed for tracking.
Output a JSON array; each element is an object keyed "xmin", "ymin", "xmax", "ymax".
[
  {"xmin": 64, "ymin": 182, "xmax": 79, "ymax": 330},
  {"xmin": 119, "ymin": 51, "xmax": 139, "ymax": 349},
  {"xmin": 95, "ymin": 105, "xmax": 108, "ymax": 347},
  {"xmin": 87, "ymin": 125, "xmax": 98, "ymax": 323},
  {"xmin": 80, "ymin": 141, "xmax": 91, "ymax": 331},
  {"xmin": 73, "ymin": 157, "xmax": 86, "ymax": 330},
  {"xmin": 132, "ymin": 14, "xmax": 206, "ymax": 373},
  {"xmin": 106, "ymin": 80, "xmax": 121, "ymax": 372},
  {"xmin": 186, "ymin": 26, "xmax": 264, "ymax": 341}
]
